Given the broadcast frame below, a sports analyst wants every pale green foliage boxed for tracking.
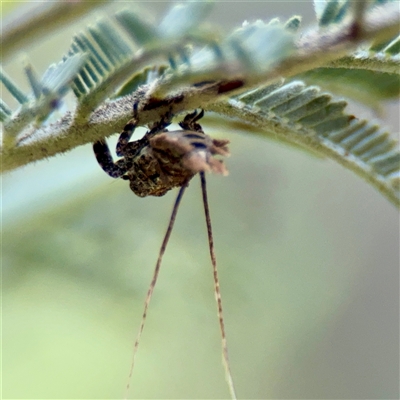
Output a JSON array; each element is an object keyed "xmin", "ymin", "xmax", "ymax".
[
  {"xmin": 2, "ymin": 3, "xmax": 399, "ymax": 399},
  {"xmin": 210, "ymin": 79, "xmax": 399, "ymax": 205},
  {"xmin": 1, "ymin": 0, "xmax": 399, "ymax": 206}
]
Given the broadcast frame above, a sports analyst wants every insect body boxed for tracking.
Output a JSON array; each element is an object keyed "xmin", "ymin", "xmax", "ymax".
[
  {"xmin": 92, "ymin": 109, "xmax": 237, "ymax": 399},
  {"xmin": 93, "ymin": 109, "xmax": 230, "ymax": 197}
]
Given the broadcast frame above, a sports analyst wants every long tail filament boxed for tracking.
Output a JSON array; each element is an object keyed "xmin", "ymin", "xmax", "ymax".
[
  {"xmin": 124, "ymin": 183, "xmax": 188, "ymax": 399},
  {"xmin": 125, "ymin": 172, "xmax": 237, "ymax": 399},
  {"xmin": 200, "ymin": 171, "xmax": 237, "ymax": 400}
]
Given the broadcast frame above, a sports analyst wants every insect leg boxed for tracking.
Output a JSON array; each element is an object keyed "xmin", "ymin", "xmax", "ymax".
[
  {"xmin": 200, "ymin": 171, "xmax": 237, "ymax": 400},
  {"xmin": 147, "ymin": 110, "xmax": 174, "ymax": 137},
  {"xmin": 93, "ymin": 139, "xmax": 127, "ymax": 178},
  {"xmin": 179, "ymin": 109, "xmax": 204, "ymax": 132},
  {"xmin": 116, "ymin": 101, "xmax": 140, "ymax": 157},
  {"xmin": 116, "ymin": 119, "xmax": 138, "ymax": 157}
]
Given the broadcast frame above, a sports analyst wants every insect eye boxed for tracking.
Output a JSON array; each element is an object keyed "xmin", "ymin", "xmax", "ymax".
[{"xmin": 121, "ymin": 175, "xmax": 129, "ymax": 180}]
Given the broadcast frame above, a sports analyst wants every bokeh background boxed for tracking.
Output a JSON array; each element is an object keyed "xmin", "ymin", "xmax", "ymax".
[{"xmin": 3, "ymin": 1, "xmax": 399, "ymax": 399}]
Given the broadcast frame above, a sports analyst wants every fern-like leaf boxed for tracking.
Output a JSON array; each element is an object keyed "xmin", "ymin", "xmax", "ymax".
[
  {"xmin": 298, "ymin": 32, "xmax": 400, "ymax": 108},
  {"xmin": 208, "ymin": 79, "xmax": 400, "ymax": 206},
  {"xmin": 1, "ymin": 1, "xmax": 399, "ymax": 208},
  {"xmin": 304, "ymin": 0, "xmax": 400, "ymax": 108},
  {"xmin": 62, "ymin": 4, "xmax": 221, "ymax": 118},
  {"xmin": 1, "ymin": 54, "xmax": 86, "ymax": 142}
]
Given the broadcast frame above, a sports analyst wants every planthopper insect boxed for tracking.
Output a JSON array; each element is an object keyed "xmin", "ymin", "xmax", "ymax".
[{"xmin": 93, "ymin": 108, "xmax": 237, "ymax": 399}]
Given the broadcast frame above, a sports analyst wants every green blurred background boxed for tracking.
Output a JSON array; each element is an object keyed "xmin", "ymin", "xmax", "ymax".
[{"xmin": 3, "ymin": 1, "xmax": 399, "ymax": 399}]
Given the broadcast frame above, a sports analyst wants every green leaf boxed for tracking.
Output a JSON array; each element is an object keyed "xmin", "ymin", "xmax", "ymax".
[
  {"xmin": 382, "ymin": 34, "xmax": 400, "ymax": 54},
  {"xmin": 114, "ymin": 65, "xmax": 168, "ymax": 99},
  {"xmin": 24, "ymin": 62, "xmax": 42, "ymax": 99},
  {"xmin": 208, "ymin": 79, "xmax": 400, "ymax": 206},
  {"xmin": 2, "ymin": 0, "xmax": 399, "ymax": 210},
  {"xmin": 0, "ymin": 99, "xmax": 12, "ymax": 122},
  {"xmin": 228, "ymin": 21, "xmax": 295, "ymax": 71},
  {"xmin": 284, "ymin": 15, "xmax": 302, "ymax": 32},
  {"xmin": 319, "ymin": 0, "xmax": 341, "ymax": 26},
  {"xmin": 314, "ymin": 0, "xmax": 329, "ymax": 20},
  {"xmin": 299, "ymin": 67, "xmax": 400, "ymax": 106},
  {"xmin": 0, "ymin": 67, "xmax": 29, "ymax": 104},
  {"xmin": 115, "ymin": 9, "xmax": 159, "ymax": 46},
  {"xmin": 296, "ymin": 32, "xmax": 400, "ymax": 107},
  {"xmin": 1, "ymin": 53, "xmax": 87, "ymax": 142},
  {"xmin": 158, "ymin": 1, "xmax": 214, "ymax": 38},
  {"xmin": 42, "ymin": 54, "xmax": 87, "ymax": 96}
]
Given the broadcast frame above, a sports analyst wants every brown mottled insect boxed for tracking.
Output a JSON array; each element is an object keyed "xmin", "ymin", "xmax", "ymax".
[{"xmin": 93, "ymin": 109, "xmax": 236, "ymax": 399}]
